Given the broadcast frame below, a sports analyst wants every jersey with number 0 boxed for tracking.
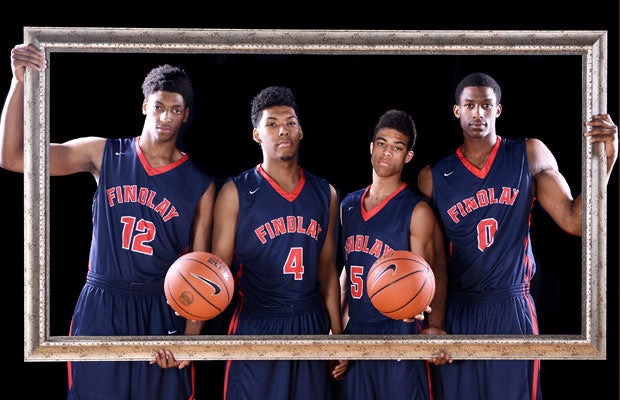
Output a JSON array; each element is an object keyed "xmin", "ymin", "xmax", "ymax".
[
  {"xmin": 67, "ymin": 136, "xmax": 213, "ymax": 400},
  {"xmin": 224, "ymin": 164, "xmax": 333, "ymax": 400},
  {"xmin": 339, "ymin": 182, "xmax": 433, "ymax": 400},
  {"xmin": 430, "ymin": 136, "xmax": 542, "ymax": 400}
]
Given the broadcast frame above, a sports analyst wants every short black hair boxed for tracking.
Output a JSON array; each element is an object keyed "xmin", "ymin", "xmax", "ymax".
[
  {"xmin": 141, "ymin": 64, "xmax": 194, "ymax": 107},
  {"xmin": 373, "ymin": 109, "xmax": 417, "ymax": 150},
  {"xmin": 454, "ymin": 72, "xmax": 502, "ymax": 104},
  {"xmin": 250, "ymin": 86, "xmax": 300, "ymax": 128}
]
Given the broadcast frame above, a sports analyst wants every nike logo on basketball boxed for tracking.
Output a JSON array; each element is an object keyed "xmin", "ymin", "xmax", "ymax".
[
  {"xmin": 370, "ymin": 263, "xmax": 397, "ymax": 288},
  {"xmin": 443, "ymin": 171, "xmax": 454, "ymax": 176},
  {"xmin": 249, "ymin": 188, "xmax": 260, "ymax": 194},
  {"xmin": 190, "ymin": 272, "xmax": 222, "ymax": 294}
]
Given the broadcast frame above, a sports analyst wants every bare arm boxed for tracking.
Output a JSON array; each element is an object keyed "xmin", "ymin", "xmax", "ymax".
[
  {"xmin": 415, "ymin": 166, "xmax": 452, "ymax": 365},
  {"xmin": 317, "ymin": 184, "xmax": 342, "ymax": 335},
  {"xmin": 184, "ymin": 181, "xmax": 217, "ymax": 334},
  {"xmin": 339, "ymin": 267, "xmax": 350, "ymax": 330},
  {"xmin": 417, "ymin": 164, "xmax": 434, "ymax": 200},
  {"xmin": 211, "ymin": 180, "xmax": 239, "ymax": 269},
  {"xmin": 528, "ymin": 138, "xmax": 582, "ymax": 236},
  {"xmin": 153, "ymin": 182, "xmax": 216, "ymax": 369},
  {"xmin": 318, "ymin": 185, "xmax": 349, "ymax": 380},
  {"xmin": 338, "ymin": 196, "xmax": 350, "ymax": 329},
  {"xmin": 585, "ymin": 113, "xmax": 618, "ymax": 182},
  {"xmin": 0, "ymin": 43, "xmax": 105, "ymax": 177},
  {"xmin": 190, "ymin": 181, "xmax": 216, "ymax": 255},
  {"xmin": 530, "ymin": 115, "xmax": 618, "ymax": 236},
  {"xmin": 409, "ymin": 201, "xmax": 447, "ymax": 333},
  {"xmin": 0, "ymin": 44, "xmax": 45, "ymax": 171}
]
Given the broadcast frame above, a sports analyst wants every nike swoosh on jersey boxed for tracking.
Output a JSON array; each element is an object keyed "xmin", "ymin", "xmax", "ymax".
[{"xmin": 443, "ymin": 171, "xmax": 454, "ymax": 176}]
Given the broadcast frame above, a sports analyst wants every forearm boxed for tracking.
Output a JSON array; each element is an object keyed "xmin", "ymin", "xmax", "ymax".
[
  {"xmin": 321, "ymin": 275, "xmax": 343, "ymax": 334},
  {"xmin": 184, "ymin": 320, "xmax": 205, "ymax": 336},
  {"xmin": 0, "ymin": 78, "xmax": 25, "ymax": 171}
]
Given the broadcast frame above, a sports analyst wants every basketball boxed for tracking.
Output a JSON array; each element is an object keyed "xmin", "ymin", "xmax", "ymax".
[
  {"xmin": 366, "ymin": 250, "xmax": 435, "ymax": 320},
  {"xmin": 164, "ymin": 251, "xmax": 235, "ymax": 321}
]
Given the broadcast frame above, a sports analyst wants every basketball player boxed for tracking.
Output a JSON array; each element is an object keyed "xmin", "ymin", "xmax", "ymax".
[
  {"xmin": 0, "ymin": 43, "xmax": 216, "ymax": 399},
  {"xmin": 417, "ymin": 72, "xmax": 618, "ymax": 400},
  {"xmin": 210, "ymin": 86, "xmax": 347, "ymax": 399},
  {"xmin": 338, "ymin": 109, "xmax": 451, "ymax": 400}
]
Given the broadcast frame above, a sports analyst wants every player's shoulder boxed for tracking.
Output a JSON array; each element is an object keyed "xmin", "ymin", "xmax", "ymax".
[
  {"xmin": 341, "ymin": 187, "xmax": 366, "ymax": 205},
  {"xmin": 523, "ymin": 137, "xmax": 546, "ymax": 149},
  {"xmin": 300, "ymin": 167, "xmax": 333, "ymax": 195}
]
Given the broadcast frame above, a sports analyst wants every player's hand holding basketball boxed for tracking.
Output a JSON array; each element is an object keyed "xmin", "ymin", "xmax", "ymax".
[
  {"xmin": 164, "ymin": 251, "xmax": 234, "ymax": 321},
  {"xmin": 402, "ymin": 305, "xmax": 432, "ymax": 323},
  {"xmin": 366, "ymin": 250, "xmax": 436, "ymax": 320}
]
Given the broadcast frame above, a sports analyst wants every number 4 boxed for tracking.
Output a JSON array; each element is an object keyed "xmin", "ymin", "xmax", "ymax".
[{"xmin": 283, "ymin": 247, "xmax": 304, "ymax": 280}]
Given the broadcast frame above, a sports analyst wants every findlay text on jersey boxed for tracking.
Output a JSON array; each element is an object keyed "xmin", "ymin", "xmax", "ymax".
[{"xmin": 106, "ymin": 184, "xmax": 180, "ymax": 222}]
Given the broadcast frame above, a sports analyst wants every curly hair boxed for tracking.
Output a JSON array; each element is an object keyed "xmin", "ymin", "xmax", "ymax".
[
  {"xmin": 250, "ymin": 86, "xmax": 300, "ymax": 128},
  {"xmin": 373, "ymin": 109, "xmax": 417, "ymax": 150},
  {"xmin": 141, "ymin": 64, "xmax": 194, "ymax": 107},
  {"xmin": 454, "ymin": 72, "xmax": 501, "ymax": 104}
]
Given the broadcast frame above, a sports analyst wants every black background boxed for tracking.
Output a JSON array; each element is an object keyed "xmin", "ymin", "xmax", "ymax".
[{"xmin": 1, "ymin": 3, "xmax": 617, "ymax": 399}]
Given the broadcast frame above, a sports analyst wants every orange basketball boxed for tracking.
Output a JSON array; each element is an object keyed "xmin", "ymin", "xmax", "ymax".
[
  {"xmin": 164, "ymin": 251, "xmax": 234, "ymax": 321},
  {"xmin": 366, "ymin": 250, "xmax": 435, "ymax": 320}
]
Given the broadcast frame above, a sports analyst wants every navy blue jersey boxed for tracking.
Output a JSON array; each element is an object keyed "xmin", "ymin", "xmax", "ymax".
[
  {"xmin": 431, "ymin": 136, "xmax": 536, "ymax": 295},
  {"xmin": 339, "ymin": 182, "xmax": 433, "ymax": 400},
  {"xmin": 224, "ymin": 164, "xmax": 334, "ymax": 400},
  {"xmin": 88, "ymin": 137, "xmax": 212, "ymax": 283},
  {"xmin": 230, "ymin": 164, "xmax": 330, "ymax": 316},
  {"xmin": 68, "ymin": 137, "xmax": 213, "ymax": 400},
  {"xmin": 341, "ymin": 182, "xmax": 424, "ymax": 326},
  {"xmin": 430, "ymin": 137, "xmax": 542, "ymax": 400}
]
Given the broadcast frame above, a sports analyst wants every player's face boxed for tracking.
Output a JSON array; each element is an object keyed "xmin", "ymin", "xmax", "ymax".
[
  {"xmin": 454, "ymin": 86, "xmax": 502, "ymax": 140},
  {"xmin": 253, "ymin": 106, "xmax": 303, "ymax": 162},
  {"xmin": 370, "ymin": 128, "xmax": 413, "ymax": 178},
  {"xmin": 142, "ymin": 91, "xmax": 189, "ymax": 143}
]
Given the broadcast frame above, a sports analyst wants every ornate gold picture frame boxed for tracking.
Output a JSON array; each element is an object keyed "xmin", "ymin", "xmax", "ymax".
[{"xmin": 23, "ymin": 27, "xmax": 608, "ymax": 361}]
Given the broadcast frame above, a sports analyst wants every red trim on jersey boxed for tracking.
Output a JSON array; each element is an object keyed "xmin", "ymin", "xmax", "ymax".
[
  {"xmin": 135, "ymin": 136, "xmax": 189, "ymax": 176},
  {"xmin": 456, "ymin": 136, "xmax": 502, "ymax": 179},
  {"xmin": 360, "ymin": 182, "xmax": 408, "ymax": 222},
  {"xmin": 256, "ymin": 163, "xmax": 305, "ymax": 202}
]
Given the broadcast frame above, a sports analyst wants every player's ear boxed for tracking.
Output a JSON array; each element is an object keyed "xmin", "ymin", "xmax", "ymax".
[
  {"xmin": 405, "ymin": 150, "xmax": 414, "ymax": 164},
  {"xmin": 142, "ymin": 99, "xmax": 148, "ymax": 115},
  {"xmin": 370, "ymin": 141, "xmax": 374, "ymax": 155},
  {"xmin": 453, "ymin": 104, "xmax": 459, "ymax": 118},
  {"xmin": 496, "ymin": 103, "xmax": 502, "ymax": 117},
  {"xmin": 252, "ymin": 128, "xmax": 261, "ymax": 144}
]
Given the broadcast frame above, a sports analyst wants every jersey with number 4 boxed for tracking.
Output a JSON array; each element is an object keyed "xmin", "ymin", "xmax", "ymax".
[
  {"xmin": 430, "ymin": 136, "xmax": 535, "ymax": 293},
  {"xmin": 231, "ymin": 164, "xmax": 331, "ymax": 310}
]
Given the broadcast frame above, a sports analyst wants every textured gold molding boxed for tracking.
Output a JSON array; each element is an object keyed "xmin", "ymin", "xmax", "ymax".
[{"xmin": 22, "ymin": 27, "xmax": 607, "ymax": 361}]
